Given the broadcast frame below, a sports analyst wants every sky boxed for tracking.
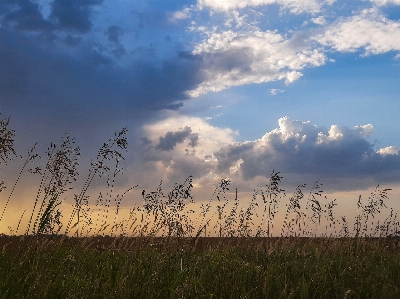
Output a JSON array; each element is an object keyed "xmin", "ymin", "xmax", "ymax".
[{"xmin": 1, "ymin": 0, "xmax": 400, "ymax": 231}]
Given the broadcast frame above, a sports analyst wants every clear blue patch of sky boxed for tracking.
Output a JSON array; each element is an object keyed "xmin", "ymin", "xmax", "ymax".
[{"xmin": 379, "ymin": 4, "xmax": 400, "ymax": 20}]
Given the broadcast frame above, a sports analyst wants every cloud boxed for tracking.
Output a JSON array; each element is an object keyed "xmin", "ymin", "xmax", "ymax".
[
  {"xmin": 132, "ymin": 114, "xmax": 237, "ymax": 186},
  {"xmin": 0, "ymin": 0, "xmax": 53, "ymax": 32},
  {"xmin": 378, "ymin": 146, "xmax": 400, "ymax": 155},
  {"xmin": 311, "ymin": 16, "xmax": 327, "ymax": 25},
  {"xmin": 50, "ymin": 0, "xmax": 104, "ymax": 33},
  {"xmin": 212, "ymin": 117, "xmax": 400, "ymax": 188},
  {"xmin": 188, "ymin": 29, "xmax": 326, "ymax": 96},
  {"xmin": 315, "ymin": 8, "xmax": 400, "ymax": 55},
  {"xmin": 370, "ymin": 0, "xmax": 400, "ymax": 6},
  {"xmin": 143, "ymin": 114, "xmax": 237, "ymax": 153},
  {"xmin": 156, "ymin": 127, "xmax": 195, "ymax": 151},
  {"xmin": 168, "ymin": 7, "xmax": 191, "ymax": 22},
  {"xmin": 137, "ymin": 115, "xmax": 400, "ymax": 192},
  {"xmin": 197, "ymin": 0, "xmax": 333, "ymax": 15},
  {"xmin": 105, "ymin": 25, "xmax": 123, "ymax": 43},
  {"xmin": 270, "ymin": 89, "xmax": 285, "ymax": 95},
  {"xmin": 0, "ymin": 0, "xmax": 205, "ymax": 111},
  {"xmin": 1, "ymin": 0, "xmax": 104, "ymax": 35}
]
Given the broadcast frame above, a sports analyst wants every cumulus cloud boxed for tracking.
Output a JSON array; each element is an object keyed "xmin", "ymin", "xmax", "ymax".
[
  {"xmin": 315, "ymin": 8, "xmax": 400, "ymax": 55},
  {"xmin": 136, "ymin": 115, "xmax": 400, "ymax": 192},
  {"xmin": 134, "ymin": 114, "xmax": 237, "ymax": 186},
  {"xmin": 197, "ymin": 0, "xmax": 333, "ymax": 15},
  {"xmin": 188, "ymin": 29, "xmax": 326, "ymax": 96},
  {"xmin": 212, "ymin": 117, "xmax": 400, "ymax": 187},
  {"xmin": 143, "ymin": 114, "xmax": 237, "ymax": 154},
  {"xmin": 371, "ymin": 0, "xmax": 400, "ymax": 6}
]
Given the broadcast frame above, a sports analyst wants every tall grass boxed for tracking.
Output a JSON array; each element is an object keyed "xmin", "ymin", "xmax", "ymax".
[{"xmin": 0, "ymin": 114, "xmax": 399, "ymax": 238}]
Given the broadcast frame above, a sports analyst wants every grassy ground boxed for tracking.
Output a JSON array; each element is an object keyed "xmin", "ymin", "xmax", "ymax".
[{"xmin": 1, "ymin": 236, "xmax": 400, "ymax": 299}]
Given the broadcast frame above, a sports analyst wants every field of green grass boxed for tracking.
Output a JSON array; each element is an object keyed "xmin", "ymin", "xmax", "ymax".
[
  {"xmin": 1, "ymin": 235, "xmax": 400, "ymax": 298},
  {"xmin": 1, "ymin": 114, "xmax": 400, "ymax": 298}
]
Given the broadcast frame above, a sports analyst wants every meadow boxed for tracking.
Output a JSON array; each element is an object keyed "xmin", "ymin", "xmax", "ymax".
[{"xmin": 1, "ymin": 114, "xmax": 400, "ymax": 298}]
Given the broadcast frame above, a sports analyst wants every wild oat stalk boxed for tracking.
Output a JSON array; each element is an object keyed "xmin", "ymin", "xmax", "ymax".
[
  {"xmin": 142, "ymin": 176, "xmax": 195, "ymax": 237},
  {"xmin": 0, "ymin": 115, "xmax": 16, "ymax": 166},
  {"xmin": 282, "ymin": 183, "xmax": 306, "ymax": 237},
  {"xmin": 211, "ymin": 178, "xmax": 231, "ymax": 237},
  {"xmin": 0, "ymin": 144, "xmax": 39, "ymax": 225},
  {"xmin": 27, "ymin": 134, "xmax": 80, "ymax": 235},
  {"xmin": 65, "ymin": 128, "xmax": 128, "ymax": 236},
  {"xmin": 303, "ymin": 178, "xmax": 324, "ymax": 236},
  {"xmin": 261, "ymin": 171, "xmax": 284, "ymax": 237},
  {"xmin": 0, "ymin": 114, "xmax": 18, "ymax": 223},
  {"xmin": 355, "ymin": 185, "xmax": 392, "ymax": 237},
  {"xmin": 36, "ymin": 193, "xmax": 63, "ymax": 234}
]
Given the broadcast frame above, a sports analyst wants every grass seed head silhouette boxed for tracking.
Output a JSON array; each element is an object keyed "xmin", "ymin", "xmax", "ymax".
[{"xmin": 0, "ymin": 114, "xmax": 399, "ymax": 238}]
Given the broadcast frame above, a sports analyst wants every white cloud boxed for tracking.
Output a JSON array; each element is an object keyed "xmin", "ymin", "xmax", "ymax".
[
  {"xmin": 378, "ymin": 146, "xmax": 400, "ymax": 155},
  {"xmin": 189, "ymin": 29, "xmax": 326, "ymax": 96},
  {"xmin": 197, "ymin": 0, "xmax": 333, "ymax": 15},
  {"xmin": 371, "ymin": 0, "xmax": 400, "ymax": 6},
  {"xmin": 270, "ymin": 88, "xmax": 285, "ymax": 95},
  {"xmin": 143, "ymin": 114, "xmax": 236, "ymax": 148},
  {"xmin": 169, "ymin": 7, "xmax": 192, "ymax": 22},
  {"xmin": 311, "ymin": 16, "xmax": 327, "ymax": 25},
  {"xmin": 224, "ymin": 10, "xmax": 249, "ymax": 28},
  {"xmin": 285, "ymin": 71, "xmax": 303, "ymax": 84},
  {"xmin": 315, "ymin": 8, "xmax": 400, "ymax": 55}
]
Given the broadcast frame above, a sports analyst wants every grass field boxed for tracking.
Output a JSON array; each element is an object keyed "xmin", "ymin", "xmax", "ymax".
[{"xmin": 1, "ymin": 235, "xmax": 400, "ymax": 298}]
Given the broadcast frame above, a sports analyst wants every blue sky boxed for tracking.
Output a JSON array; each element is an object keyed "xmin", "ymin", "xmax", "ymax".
[{"xmin": 1, "ymin": 0, "xmax": 400, "ymax": 209}]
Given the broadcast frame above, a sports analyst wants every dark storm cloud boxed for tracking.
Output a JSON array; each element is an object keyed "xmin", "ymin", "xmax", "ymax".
[
  {"xmin": 0, "ymin": 0, "xmax": 53, "ymax": 32},
  {"xmin": 105, "ymin": 25, "xmax": 123, "ymax": 44},
  {"xmin": 0, "ymin": 46, "xmax": 202, "ymax": 136},
  {"xmin": 111, "ymin": 47, "xmax": 127, "ymax": 58},
  {"xmin": 0, "ymin": 0, "xmax": 203, "ymax": 123},
  {"xmin": 50, "ymin": 0, "xmax": 103, "ymax": 33},
  {"xmin": 213, "ymin": 117, "xmax": 400, "ymax": 185},
  {"xmin": 0, "ymin": 0, "xmax": 102, "ymax": 34},
  {"xmin": 156, "ymin": 127, "xmax": 193, "ymax": 151},
  {"xmin": 0, "ymin": 6, "xmax": 203, "ymax": 131},
  {"xmin": 125, "ymin": 59, "xmax": 203, "ymax": 110},
  {"xmin": 63, "ymin": 35, "xmax": 81, "ymax": 47}
]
